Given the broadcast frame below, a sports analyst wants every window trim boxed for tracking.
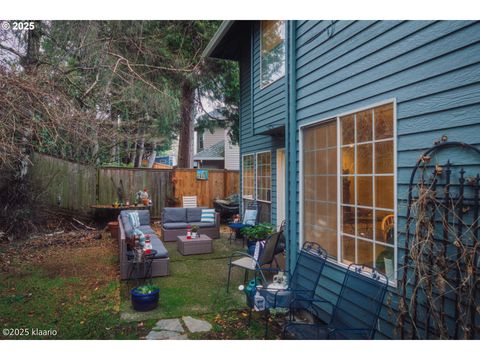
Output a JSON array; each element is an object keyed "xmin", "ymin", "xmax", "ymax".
[
  {"xmin": 255, "ymin": 150, "xmax": 272, "ymax": 204},
  {"xmin": 298, "ymin": 99, "xmax": 398, "ymax": 287},
  {"xmin": 241, "ymin": 153, "xmax": 255, "ymax": 200},
  {"xmin": 259, "ymin": 20, "xmax": 286, "ymax": 90}
]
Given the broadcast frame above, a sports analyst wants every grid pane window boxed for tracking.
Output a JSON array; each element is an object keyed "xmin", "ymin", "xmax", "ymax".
[
  {"xmin": 242, "ymin": 154, "xmax": 255, "ymax": 199},
  {"xmin": 340, "ymin": 103, "xmax": 395, "ymax": 278},
  {"xmin": 302, "ymin": 102, "xmax": 396, "ymax": 281},
  {"xmin": 256, "ymin": 152, "xmax": 271, "ymax": 202},
  {"xmin": 302, "ymin": 120, "xmax": 338, "ymax": 257}
]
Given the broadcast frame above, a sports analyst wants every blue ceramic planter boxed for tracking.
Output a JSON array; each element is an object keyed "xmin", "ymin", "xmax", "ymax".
[{"xmin": 130, "ymin": 287, "xmax": 160, "ymax": 312}]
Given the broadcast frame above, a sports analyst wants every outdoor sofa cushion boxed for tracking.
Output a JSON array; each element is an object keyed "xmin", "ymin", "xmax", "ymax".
[
  {"xmin": 138, "ymin": 225, "xmax": 157, "ymax": 235},
  {"xmin": 187, "ymin": 221, "xmax": 216, "ymax": 229},
  {"xmin": 136, "ymin": 210, "xmax": 150, "ymax": 226},
  {"xmin": 126, "ymin": 233, "xmax": 169, "ymax": 259},
  {"xmin": 186, "ymin": 207, "xmax": 205, "ymax": 222},
  {"xmin": 163, "ymin": 222, "xmax": 189, "ymax": 230},
  {"xmin": 163, "ymin": 207, "xmax": 187, "ymax": 223}
]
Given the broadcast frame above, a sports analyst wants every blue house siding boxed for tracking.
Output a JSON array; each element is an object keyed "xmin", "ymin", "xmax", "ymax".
[
  {"xmin": 206, "ymin": 19, "xmax": 480, "ymax": 339},
  {"xmin": 252, "ymin": 22, "xmax": 287, "ymax": 135},
  {"xmin": 238, "ymin": 28, "xmax": 285, "ymax": 225},
  {"xmin": 288, "ymin": 20, "xmax": 480, "ymax": 339}
]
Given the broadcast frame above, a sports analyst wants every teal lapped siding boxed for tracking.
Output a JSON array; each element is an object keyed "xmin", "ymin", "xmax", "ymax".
[
  {"xmin": 287, "ymin": 20, "xmax": 480, "ymax": 339},
  {"xmin": 252, "ymin": 22, "xmax": 287, "ymax": 135},
  {"xmin": 228, "ymin": 19, "xmax": 480, "ymax": 338},
  {"xmin": 238, "ymin": 26, "xmax": 286, "ymax": 225}
]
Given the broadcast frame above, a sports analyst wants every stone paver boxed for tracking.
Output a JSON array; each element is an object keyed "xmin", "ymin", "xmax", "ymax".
[
  {"xmin": 182, "ymin": 316, "xmax": 212, "ymax": 333},
  {"xmin": 146, "ymin": 330, "xmax": 187, "ymax": 340},
  {"xmin": 153, "ymin": 318, "xmax": 184, "ymax": 332}
]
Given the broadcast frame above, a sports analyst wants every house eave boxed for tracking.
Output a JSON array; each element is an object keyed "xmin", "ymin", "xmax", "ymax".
[{"xmin": 202, "ymin": 21, "xmax": 236, "ymax": 58}]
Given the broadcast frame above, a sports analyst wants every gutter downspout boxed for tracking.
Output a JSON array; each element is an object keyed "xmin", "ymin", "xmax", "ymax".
[{"xmin": 286, "ymin": 20, "xmax": 297, "ymax": 273}]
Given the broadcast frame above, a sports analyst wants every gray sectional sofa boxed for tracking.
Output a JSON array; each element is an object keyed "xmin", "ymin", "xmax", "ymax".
[
  {"xmin": 118, "ymin": 210, "xmax": 169, "ymax": 279},
  {"xmin": 161, "ymin": 207, "xmax": 220, "ymax": 242}
]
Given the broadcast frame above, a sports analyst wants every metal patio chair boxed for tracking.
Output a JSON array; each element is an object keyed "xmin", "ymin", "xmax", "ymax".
[
  {"xmin": 226, "ymin": 229, "xmax": 284, "ymax": 293},
  {"xmin": 283, "ymin": 263, "xmax": 388, "ymax": 339},
  {"xmin": 251, "ymin": 241, "xmax": 328, "ymax": 337}
]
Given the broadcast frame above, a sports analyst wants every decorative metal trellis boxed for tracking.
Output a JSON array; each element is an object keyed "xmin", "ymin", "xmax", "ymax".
[{"xmin": 399, "ymin": 140, "xmax": 480, "ymax": 339}]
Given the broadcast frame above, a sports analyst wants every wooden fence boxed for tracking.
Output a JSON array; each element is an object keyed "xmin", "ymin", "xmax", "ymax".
[
  {"xmin": 173, "ymin": 168, "xmax": 239, "ymax": 207},
  {"xmin": 30, "ymin": 153, "xmax": 239, "ymax": 218},
  {"xmin": 98, "ymin": 168, "xmax": 172, "ymax": 218},
  {"xmin": 30, "ymin": 153, "xmax": 97, "ymax": 216}
]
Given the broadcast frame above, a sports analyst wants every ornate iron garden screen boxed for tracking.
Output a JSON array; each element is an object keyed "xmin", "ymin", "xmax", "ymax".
[{"xmin": 399, "ymin": 140, "xmax": 479, "ymax": 339}]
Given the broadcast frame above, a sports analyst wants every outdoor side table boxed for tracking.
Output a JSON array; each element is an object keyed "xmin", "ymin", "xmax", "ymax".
[
  {"xmin": 177, "ymin": 235, "xmax": 213, "ymax": 255},
  {"xmin": 127, "ymin": 248, "xmax": 158, "ymax": 285}
]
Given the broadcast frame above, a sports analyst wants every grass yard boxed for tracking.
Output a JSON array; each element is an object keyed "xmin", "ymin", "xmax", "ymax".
[{"xmin": 0, "ymin": 225, "xmax": 282, "ymax": 339}]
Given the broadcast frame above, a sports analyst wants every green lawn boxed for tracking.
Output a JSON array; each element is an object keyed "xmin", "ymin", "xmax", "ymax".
[{"xmin": 0, "ymin": 229, "xmax": 279, "ymax": 339}]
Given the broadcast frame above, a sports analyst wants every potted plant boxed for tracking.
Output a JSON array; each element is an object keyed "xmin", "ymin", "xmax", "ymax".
[
  {"xmin": 191, "ymin": 225, "xmax": 199, "ymax": 238},
  {"xmin": 130, "ymin": 285, "xmax": 160, "ymax": 311},
  {"xmin": 241, "ymin": 223, "xmax": 275, "ymax": 255}
]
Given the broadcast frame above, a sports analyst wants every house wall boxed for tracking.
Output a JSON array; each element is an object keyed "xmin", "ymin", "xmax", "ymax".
[
  {"xmin": 202, "ymin": 126, "xmax": 225, "ymax": 149},
  {"xmin": 285, "ymin": 20, "xmax": 480, "ymax": 339},
  {"xmin": 239, "ymin": 24, "xmax": 286, "ymax": 225},
  {"xmin": 224, "ymin": 128, "xmax": 240, "ymax": 170}
]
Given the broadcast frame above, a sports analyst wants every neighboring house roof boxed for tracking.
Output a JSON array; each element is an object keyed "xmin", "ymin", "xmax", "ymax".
[{"xmin": 193, "ymin": 140, "xmax": 225, "ymax": 161}]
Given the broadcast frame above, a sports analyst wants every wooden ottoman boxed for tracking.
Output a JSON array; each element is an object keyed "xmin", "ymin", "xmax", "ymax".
[{"xmin": 177, "ymin": 234, "xmax": 213, "ymax": 255}]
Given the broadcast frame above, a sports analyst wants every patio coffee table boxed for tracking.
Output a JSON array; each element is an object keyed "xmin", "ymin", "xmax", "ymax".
[{"xmin": 177, "ymin": 234, "xmax": 213, "ymax": 255}]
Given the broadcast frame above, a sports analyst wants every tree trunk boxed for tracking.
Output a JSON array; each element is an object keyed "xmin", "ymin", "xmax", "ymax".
[
  {"xmin": 134, "ymin": 127, "xmax": 145, "ymax": 168},
  {"xmin": 147, "ymin": 141, "xmax": 157, "ymax": 168},
  {"xmin": 21, "ymin": 21, "xmax": 42, "ymax": 75},
  {"xmin": 177, "ymin": 81, "xmax": 194, "ymax": 168}
]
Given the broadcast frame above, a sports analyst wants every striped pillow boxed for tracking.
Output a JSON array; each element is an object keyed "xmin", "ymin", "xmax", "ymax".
[
  {"xmin": 201, "ymin": 209, "xmax": 215, "ymax": 223},
  {"xmin": 128, "ymin": 211, "xmax": 140, "ymax": 229}
]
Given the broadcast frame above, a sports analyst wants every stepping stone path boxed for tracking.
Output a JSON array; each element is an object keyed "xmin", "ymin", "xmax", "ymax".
[
  {"xmin": 145, "ymin": 317, "xmax": 211, "ymax": 340},
  {"xmin": 182, "ymin": 316, "xmax": 212, "ymax": 333}
]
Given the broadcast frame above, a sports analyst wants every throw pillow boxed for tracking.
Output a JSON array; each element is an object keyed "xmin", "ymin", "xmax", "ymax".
[
  {"xmin": 201, "ymin": 208, "xmax": 215, "ymax": 223},
  {"xmin": 133, "ymin": 228, "xmax": 145, "ymax": 245},
  {"xmin": 128, "ymin": 211, "xmax": 140, "ymax": 229}
]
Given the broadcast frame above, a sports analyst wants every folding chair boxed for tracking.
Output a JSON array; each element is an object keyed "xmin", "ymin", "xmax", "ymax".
[{"xmin": 182, "ymin": 195, "xmax": 197, "ymax": 208}]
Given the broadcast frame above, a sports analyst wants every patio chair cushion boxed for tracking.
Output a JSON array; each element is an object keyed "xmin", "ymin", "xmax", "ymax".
[
  {"xmin": 187, "ymin": 221, "xmax": 216, "ymax": 229},
  {"xmin": 200, "ymin": 208, "xmax": 215, "ymax": 223},
  {"xmin": 163, "ymin": 207, "xmax": 187, "ymax": 223},
  {"xmin": 162, "ymin": 222, "xmax": 188, "ymax": 230},
  {"xmin": 186, "ymin": 207, "xmax": 205, "ymax": 222},
  {"xmin": 243, "ymin": 209, "xmax": 257, "ymax": 226}
]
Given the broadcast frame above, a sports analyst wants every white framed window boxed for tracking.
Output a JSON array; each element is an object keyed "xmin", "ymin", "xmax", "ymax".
[
  {"xmin": 260, "ymin": 20, "xmax": 286, "ymax": 89},
  {"xmin": 256, "ymin": 151, "xmax": 271, "ymax": 203},
  {"xmin": 300, "ymin": 101, "xmax": 397, "ymax": 283},
  {"xmin": 242, "ymin": 154, "xmax": 255, "ymax": 200}
]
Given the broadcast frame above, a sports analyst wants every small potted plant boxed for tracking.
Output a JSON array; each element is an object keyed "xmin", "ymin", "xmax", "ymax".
[
  {"xmin": 191, "ymin": 225, "xmax": 199, "ymax": 238},
  {"xmin": 130, "ymin": 285, "xmax": 160, "ymax": 312},
  {"xmin": 241, "ymin": 223, "xmax": 275, "ymax": 255}
]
